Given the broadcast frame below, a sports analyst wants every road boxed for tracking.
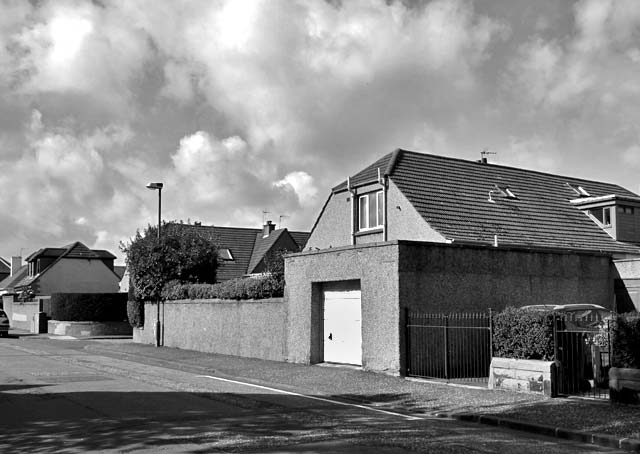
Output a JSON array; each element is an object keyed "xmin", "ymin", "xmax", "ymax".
[{"xmin": 0, "ymin": 335, "xmax": 626, "ymax": 453}]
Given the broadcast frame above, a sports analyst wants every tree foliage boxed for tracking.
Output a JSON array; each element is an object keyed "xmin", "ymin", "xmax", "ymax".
[{"xmin": 121, "ymin": 221, "xmax": 219, "ymax": 301}]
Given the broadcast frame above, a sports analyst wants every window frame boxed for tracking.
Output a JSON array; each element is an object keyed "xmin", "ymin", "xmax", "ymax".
[{"xmin": 357, "ymin": 190, "xmax": 383, "ymax": 231}]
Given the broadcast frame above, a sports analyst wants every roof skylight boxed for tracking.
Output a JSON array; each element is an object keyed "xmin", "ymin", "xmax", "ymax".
[
  {"xmin": 219, "ymin": 249, "xmax": 234, "ymax": 261},
  {"xmin": 566, "ymin": 182, "xmax": 590, "ymax": 197}
]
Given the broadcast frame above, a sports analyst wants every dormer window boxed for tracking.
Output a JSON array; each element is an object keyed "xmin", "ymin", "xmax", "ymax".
[
  {"xmin": 589, "ymin": 206, "xmax": 612, "ymax": 227},
  {"xmin": 358, "ymin": 190, "xmax": 383, "ymax": 231}
]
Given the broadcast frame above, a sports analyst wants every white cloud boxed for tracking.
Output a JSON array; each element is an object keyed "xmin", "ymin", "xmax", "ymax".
[
  {"xmin": 10, "ymin": 0, "xmax": 640, "ymax": 262},
  {"xmin": 274, "ymin": 171, "xmax": 318, "ymax": 207}
]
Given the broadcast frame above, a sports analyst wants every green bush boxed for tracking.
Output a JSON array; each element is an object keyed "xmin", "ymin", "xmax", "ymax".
[
  {"xmin": 121, "ymin": 221, "xmax": 219, "ymax": 301},
  {"xmin": 161, "ymin": 275, "xmax": 283, "ymax": 301},
  {"xmin": 492, "ymin": 307, "xmax": 555, "ymax": 360},
  {"xmin": 127, "ymin": 299, "xmax": 144, "ymax": 328},
  {"xmin": 49, "ymin": 293, "xmax": 128, "ymax": 322},
  {"xmin": 611, "ymin": 312, "xmax": 640, "ymax": 368}
]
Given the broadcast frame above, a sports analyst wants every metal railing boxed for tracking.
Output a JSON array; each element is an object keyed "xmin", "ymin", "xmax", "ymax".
[
  {"xmin": 405, "ymin": 309, "xmax": 492, "ymax": 383},
  {"xmin": 553, "ymin": 312, "xmax": 612, "ymax": 399},
  {"xmin": 405, "ymin": 308, "xmax": 613, "ymax": 398}
]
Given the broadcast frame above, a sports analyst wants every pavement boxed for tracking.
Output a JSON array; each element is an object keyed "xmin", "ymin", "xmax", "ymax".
[{"xmin": 9, "ymin": 328, "xmax": 640, "ymax": 452}]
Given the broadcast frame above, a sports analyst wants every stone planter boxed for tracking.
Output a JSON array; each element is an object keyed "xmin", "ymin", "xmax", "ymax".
[
  {"xmin": 609, "ymin": 367, "xmax": 640, "ymax": 404},
  {"xmin": 489, "ymin": 357, "xmax": 559, "ymax": 397}
]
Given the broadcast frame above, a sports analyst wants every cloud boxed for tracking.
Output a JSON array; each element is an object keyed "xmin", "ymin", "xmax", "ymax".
[
  {"xmin": 0, "ymin": 109, "xmax": 136, "ymax": 251},
  {"xmin": 9, "ymin": 0, "xmax": 640, "ymax": 262},
  {"xmin": 274, "ymin": 172, "xmax": 319, "ymax": 207}
]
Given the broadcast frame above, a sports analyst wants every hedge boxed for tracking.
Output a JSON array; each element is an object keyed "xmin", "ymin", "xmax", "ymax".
[
  {"xmin": 161, "ymin": 275, "xmax": 283, "ymax": 301},
  {"xmin": 611, "ymin": 312, "xmax": 640, "ymax": 369},
  {"xmin": 127, "ymin": 300, "xmax": 144, "ymax": 328},
  {"xmin": 492, "ymin": 306, "xmax": 555, "ymax": 361},
  {"xmin": 49, "ymin": 293, "xmax": 128, "ymax": 322}
]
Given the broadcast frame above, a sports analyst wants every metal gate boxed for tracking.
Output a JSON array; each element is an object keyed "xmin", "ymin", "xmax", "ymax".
[
  {"xmin": 405, "ymin": 310, "xmax": 492, "ymax": 383},
  {"xmin": 553, "ymin": 312, "xmax": 611, "ymax": 399}
]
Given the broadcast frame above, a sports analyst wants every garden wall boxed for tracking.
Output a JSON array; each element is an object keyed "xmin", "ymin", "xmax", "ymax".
[
  {"xmin": 135, "ymin": 298, "xmax": 286, "ymax": 361},
  {"xmin": 2, "ymin": 295, "xmax": 44, "ymax": 332}
]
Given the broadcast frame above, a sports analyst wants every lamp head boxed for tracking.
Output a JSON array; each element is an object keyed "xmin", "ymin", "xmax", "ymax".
[{"xmin": 146, "ymin": 182, "xmax": 163, "ymax": 190}]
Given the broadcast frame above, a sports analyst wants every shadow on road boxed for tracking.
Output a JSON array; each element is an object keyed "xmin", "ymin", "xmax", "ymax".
[{"xmin": 0, "ymin": 389, "xmax": 570, "ymax": 454}]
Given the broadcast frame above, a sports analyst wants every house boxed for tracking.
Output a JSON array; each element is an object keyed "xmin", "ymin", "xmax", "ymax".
[
  {"xmin": 119, "ymin": 222, "xmax": 309, "ymax": 294},
  {"xmin": 284, "ymin": 149, "xmax": 640, "ymax": 374},
  {"xmin": 306, "ymin": 149, "xmax": 640, "ymax": 256},
  {"xmin": 14, "ymin": 242, "xmax": 121, "ymax": 295},
  {"xmin": 193, "ymin": 221, "xmax": 310, "ymax": 282}
]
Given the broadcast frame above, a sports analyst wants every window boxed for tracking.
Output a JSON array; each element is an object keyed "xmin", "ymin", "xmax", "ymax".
[
  {"xmin": 495, "ymin": 185, "xmax": 517, "ymax": 199},
  {"xmin": 218, "ymin": 249, "xmax": 234, "ymax": 261},
  {"xmin": 617, "ymin": 205, "xmax": 635, "ymax": 215},
  {"xmin": 604, "ymin": 207, "xmax": 611, "ymax": 226},
  {"xmin": 590, "ymin": 207, "xmax": 611, "ymax": 227},
  {"xmin": 358, "ymin": 191, "xmax": 383, "ymax": 231},
  {"xmin": 566, "ymin": 183, "xmax": 590, "ymax": 197}
]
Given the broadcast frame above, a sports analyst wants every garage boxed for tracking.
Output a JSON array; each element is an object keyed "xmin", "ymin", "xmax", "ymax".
[{"xmin": 323, "ymin": 281, "xmax": 362, "ymax": 365}]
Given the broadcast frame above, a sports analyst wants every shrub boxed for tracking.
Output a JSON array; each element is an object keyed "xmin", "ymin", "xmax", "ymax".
[
  {"xmin": 611, "ymin": 312, "xmax": 640, "ymax": 368},
  {"xmin": 49, "ymin": 293, "xmax": 128, "ymax": 322},
  {"xmin": 127, "ymin": 299, "xmax": 144, "ymax": 328},
  {"xmin": 120, "ymin": 221, "xmax": 219, "ymax": 301},
  {"xmin": 161, "ymin": 275, "xmax": 283, "ymax": 301},
  {"xmin": 492, "ymin": 307, "xmax": 555, "ymax": 360}
]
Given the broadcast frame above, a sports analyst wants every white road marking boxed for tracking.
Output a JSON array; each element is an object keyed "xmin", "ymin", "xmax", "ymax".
[{"xmin": 197, "ymin": 374, "xmax": 423, "ymax": 421}]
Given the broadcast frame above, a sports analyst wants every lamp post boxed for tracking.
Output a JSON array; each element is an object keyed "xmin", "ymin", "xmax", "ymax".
[{"xmin": 146, "ymin": 182, "xmax": 163, "ymax": 347}]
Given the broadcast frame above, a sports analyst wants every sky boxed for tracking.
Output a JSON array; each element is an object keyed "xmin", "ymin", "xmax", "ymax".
[{"xmin": 1, "ymin": 0, "xmax": 640, "ymax": 264}]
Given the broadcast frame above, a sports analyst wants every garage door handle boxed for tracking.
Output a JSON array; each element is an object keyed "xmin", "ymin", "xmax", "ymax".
[{"xmin": 328, "ymin": 333, "xmax": 332, "ymax": 340}]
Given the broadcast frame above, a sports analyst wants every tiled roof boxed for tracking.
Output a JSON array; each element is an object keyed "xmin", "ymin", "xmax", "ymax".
[
  {"xmin": 25, "ymin": 243, "xmax": 116, "ymax": 261},
  {"xmin": 114, "ymin": 265, "xmax": 126, "ymax": 280},
  {"xmin": 0, "ymin": 258, "xmax": 10, "ymax": 274},
  {"xmin": 288, "ymin": 231, "xmax": 311, "ymax": 249},
  {"xmin": 339, "ymin": 149, "xmax": 640, "ymax": 255},
  {"xmin": 389, "ymin": 150, "xmax": 640, "ymax": 254},
  {"xmin": 189, "ymin": 224, "xmax": 310, "ymax": 281},
  {"xmin": 0, "ymin": 265, "xmax": 28, "ymax": 291},
  {"xmin": 247, "ymin": 230, "xmax": 286, "ymax": 273},
  {"xmin": 333, "ymin": 152, "xmax": 396, "ymax": 192},
  {"xmin": 17, "ymin": 241, "xmax": 118, "ymax": 289},
  {"xmin": 193, "ymin": 225, "xmax": 261, "ymax": 282}
]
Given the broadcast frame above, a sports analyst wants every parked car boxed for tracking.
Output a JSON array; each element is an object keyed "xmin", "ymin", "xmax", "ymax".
[
  {"xmin": 520, "ymin": 304, "xmax": 611, "ymax": 328},
  {"xmin": 0, "ymin": 309, "xmax": 10, "ymax": 337}
]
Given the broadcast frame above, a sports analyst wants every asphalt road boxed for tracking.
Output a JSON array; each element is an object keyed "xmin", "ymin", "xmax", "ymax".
[{"xmin": 0, "ymin": 335, "xmax": 627, "ymax": 453}]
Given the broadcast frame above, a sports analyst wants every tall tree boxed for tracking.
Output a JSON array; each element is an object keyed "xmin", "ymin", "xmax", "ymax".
[{"xmin": 121, "ymin": 222, "xmax": 219, "ymax": 301}]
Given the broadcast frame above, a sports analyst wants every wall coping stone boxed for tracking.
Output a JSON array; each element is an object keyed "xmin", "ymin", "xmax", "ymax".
[
  {"xmin": 161, "ymin": 297, "xmax": 284, "ymax": 305},
  {"xmin": 287, "ymin": 239, "xmax": 612, "ymax": 260}
]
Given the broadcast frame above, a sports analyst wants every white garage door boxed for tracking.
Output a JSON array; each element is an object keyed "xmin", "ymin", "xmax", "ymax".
[{"xmin": 323, "ymin": 285, "xmax": 362, "ymax": 366}]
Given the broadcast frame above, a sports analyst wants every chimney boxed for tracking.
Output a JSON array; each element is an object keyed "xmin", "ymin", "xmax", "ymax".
[
  {"xmin": 11, "ymin": 256, "xmax": 21, "ymax": 276},
  {"xmin": 263, "ymin": 220, "xmax": 275, "ymax": 238}
]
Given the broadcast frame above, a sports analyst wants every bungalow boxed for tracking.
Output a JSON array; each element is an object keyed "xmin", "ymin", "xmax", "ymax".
[
  {"xmin": 284, "ymin": 149, "xmax": 640, "ymax": 374},
  {"xmin": 15, "ymin": 242, "xmax": 120, "ymax": 296},
  {"xmin": 2, "ymin": 242, "xmax": 121, "ymax": 332}
]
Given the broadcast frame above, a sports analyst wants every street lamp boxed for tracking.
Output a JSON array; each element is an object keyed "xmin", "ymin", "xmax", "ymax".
[{"xmin": 146, "ymin": 182, "xmax": 163, "ymax": 347}]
